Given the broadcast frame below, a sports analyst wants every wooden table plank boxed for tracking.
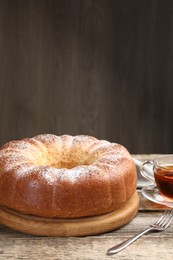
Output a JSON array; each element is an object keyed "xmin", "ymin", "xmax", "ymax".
[
  {"xmin": 0, "ymin": 227, "xmax": 173, "ymax": 260},
  {"xmin": 0, "ymin": 200, "xmax": 172, "ymax": 259}
]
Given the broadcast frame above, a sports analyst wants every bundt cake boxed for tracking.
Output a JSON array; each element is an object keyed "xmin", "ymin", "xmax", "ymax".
[{"xmin": 0, "ymin": 134, "xmax": 137, "ymax": 218}]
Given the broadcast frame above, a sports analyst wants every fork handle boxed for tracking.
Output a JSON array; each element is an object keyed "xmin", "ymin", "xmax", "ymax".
[{"xmin": 107, "ymin": 227, "xmax": 152, "ymax": 255}]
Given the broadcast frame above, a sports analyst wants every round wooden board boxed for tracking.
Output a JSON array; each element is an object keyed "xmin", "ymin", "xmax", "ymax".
[{"xmin": 0, "ymin": 191, "xmax": 139, "ymax": 237}]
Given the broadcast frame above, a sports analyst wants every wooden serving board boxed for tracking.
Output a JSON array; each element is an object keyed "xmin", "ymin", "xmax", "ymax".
[{"xmin": 0, "ymin": 191, "xmax": 139, "ymax": 237}]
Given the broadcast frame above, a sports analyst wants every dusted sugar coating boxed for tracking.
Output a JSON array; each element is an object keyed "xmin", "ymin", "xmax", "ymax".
[{"xmin": 0, "ymin": 134, "xmax": 137, "ymax": 218}]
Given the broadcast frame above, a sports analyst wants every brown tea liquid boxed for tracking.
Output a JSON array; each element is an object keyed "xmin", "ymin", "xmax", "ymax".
[{"xmin": 154, "ymin": 165, "xmax": 173, "ymax": 200}]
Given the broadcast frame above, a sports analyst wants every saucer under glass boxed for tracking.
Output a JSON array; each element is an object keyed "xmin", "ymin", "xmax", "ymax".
[{"xmin": 142, "ymin": 185, "xmax": 173, "ymax": 207}]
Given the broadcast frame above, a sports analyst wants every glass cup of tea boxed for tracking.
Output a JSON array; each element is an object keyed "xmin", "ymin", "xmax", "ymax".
[{"xmin": 140, "ymin": 155, "xmax": 173, "ymax": 201}]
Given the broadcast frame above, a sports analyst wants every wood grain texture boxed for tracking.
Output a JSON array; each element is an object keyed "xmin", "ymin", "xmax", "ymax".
[
  {"xmin": 0, "ymin": 192, "xmax": 139, "ymax": 237},
  {"xmin": 0, "ymin": 0, "xmax": 173, "ymax": 153},
  {"xmin": 0, "ymin": 194, "xmax": 172, "ymax": 260}
]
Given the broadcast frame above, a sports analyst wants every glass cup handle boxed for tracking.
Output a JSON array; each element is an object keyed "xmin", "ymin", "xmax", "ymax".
[{"xmin": 140, "ymin": 160, "xmax": 155, "ymax": 183}]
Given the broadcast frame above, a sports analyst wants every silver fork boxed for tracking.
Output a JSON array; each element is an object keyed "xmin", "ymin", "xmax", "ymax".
[{"xmin": 107, "ymin": 209, "xmax": 173, "ymax": 255}]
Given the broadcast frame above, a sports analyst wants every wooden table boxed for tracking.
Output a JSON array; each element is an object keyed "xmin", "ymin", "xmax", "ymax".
[{"xmin": 0, "ymin": 155, "xmax": 172, "ymax": 260}]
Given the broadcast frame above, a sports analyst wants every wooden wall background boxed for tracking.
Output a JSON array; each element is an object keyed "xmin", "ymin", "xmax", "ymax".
[{"xmin": 0, "ymin": 0, "xmax": 172, "ymax": 154}]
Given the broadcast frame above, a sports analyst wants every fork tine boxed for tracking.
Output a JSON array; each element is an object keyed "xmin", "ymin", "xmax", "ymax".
[
  {"xmin": 155, "ymin": 210, "xmax": 169, "ymax": 225},
  {"xmin": 155, "ymin": 210, "xmax": 170, "ymax": 225},
  {"xmin": 162, "ymin": 210, "xmax": 173, "ymax": 229},
  {"xmin": 155, "ymin": 210, "xmax": 173, "ymax": 229}
]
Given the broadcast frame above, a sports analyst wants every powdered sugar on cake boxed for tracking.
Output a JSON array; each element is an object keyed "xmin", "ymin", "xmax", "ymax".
[{"xmin": 0, "ymin": 134, "xmax": 130, "ymax": 182}]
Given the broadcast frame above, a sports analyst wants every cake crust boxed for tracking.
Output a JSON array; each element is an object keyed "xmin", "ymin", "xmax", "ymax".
[{"xmin": 0, "ymin": 134, "xmax": 137, "ymax": 218}]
